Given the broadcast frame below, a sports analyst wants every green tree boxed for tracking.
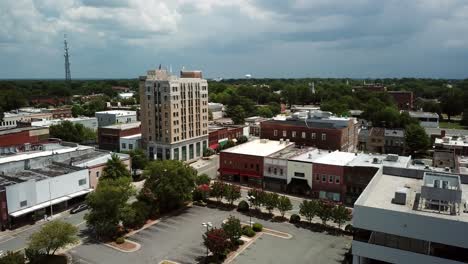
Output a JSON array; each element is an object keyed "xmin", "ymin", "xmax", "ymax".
[
  {"xmin": 331, "ymin": 205, "xmax": 351, "ymax": 229},
  {"xmin": 101, "ymin": 154, "xmax": 131, "ymax": 180},
  {"xmin": 299, "ymin": 200, "xmax": 318, "ymax": 223},
  {"xmin": 223, "ymin": 185, "xmax": 241, "ymax": 205},
  {"xmin": 0, "ymin": 251, "xmax": 25, "ymax": 264},
  {"xmin": 247, "ymin": 189, "xmax": 266, "ymax": 210},
  {"xmin": 49, "ymin": 121, "xmax": 96, "ymax": 143},
  {"xmin": 263, "ymin": 192, "xmax": 279, "ymax": 214},
  {"xmin": 236, "ymin": 135, "xmax": 248, "ymax": 144},
  {"xmin": 226, "ymin": 105, "xmax": 246, "ymax": 124},
  {"xmin": 28, "ymin": 220, "xmax": 78, "ymax": 255},
  {"xmin": 196, "ymin": 174, "xmax": 211, "ymax": 185},
  {"xmin": 211, "ymin": 181, "xmax": 227, "ymax": 203},
  {"xmin": 462, "ymin": 108, "xmax": 468, "ymax": 126},
  {"xmin": 86, "ymin": 177, "xmax": 134, "ymax": 239},
  {"xmin": 257, "ymin": 106, "xmax": 273, "ymax": 118},
  {"xmin": 128, "ymin": 149, "xmax": 148, "ymax": 176},
  {"xmin": 203, "ymin": 228, "xmax": 230, "ymax": 261},
  {"xmin": 208, "ymin": 109, "xmax": 213, "ymax": 121},
  {"xmin": 405, "ymin": 123, "xmax": 430, "ymax": 155},
  {"xmin": 121, "ymin": 201, "xmax": 149, "ymax": 230},
  {"xmin": 277, "ymin": 196, "xmax": 293, "ymax": 218},
  {"xmin": 222, "ymin": 215, "xmax": 242, "ymax": 244},
  {"xmin": 140, "ymin": 160, "xmax": 196, "ymax": 213},
  {"xmin": 317, "ymin": 201, "xmax": 333, "ymax": 226},
  {"xmin": 441, "ymin": 88, "xmax": 464, "ymax": 121}
]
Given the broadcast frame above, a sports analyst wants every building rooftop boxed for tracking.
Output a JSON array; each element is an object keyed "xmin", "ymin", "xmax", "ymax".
[
  {"xmin": 70, "ymin": 152, "xmax": 129, "ymax": 168},
  {"xmin": 95, "ymin": 110, "xmax": 136, "ymax": 116},
  {"xmin": 289, "ymin": 149, "xmax": 332, "ymax": 163},
  {"xmin": 357, "ymin": 172, "xmax": 468, "ymax": 223},
  {"xmin": 384, "ymin": 129, "xmax": 405, "ymax": 138},
  {"xmin": 221, "ymin": 139, "xmax": 294, "ymax": 157},
  {"xmin": 102, "ymin": 121, "xmax": 141, "ymax": 130},
  {"xmin": 424, "ymin": 128, "xmax": 468, "ymax": 137},
  {"xmin": 120, "ymin": 133, "xmax": 141, "ymax": 140},
  {"xmin": 266, "ymin": 147, "xmax": 313, "ymax": 160},
  {"xmin": 369, "ymin": 127, "xmax": 385, "ymax": 137},
  {"xmin": 435, "ymin": 136, "xmax": 468, "ymax": 147},
  {"xmin": 0, "ymin": 126, "xmax": 48, "ymax": 136},
  {"xmin": 348, "ymin": 153, "xmax": 411, "ymax": 168},
  {"xmin": 312, "ymin": 151, "xmax": 357, "ymax": 166},
  {"xmin": 408, "ymin": 111, "xmax": 439, "ymax": 119},
  {"xmin": 0, "ymin": 145, "xmax": 93, "ymax": 164}
]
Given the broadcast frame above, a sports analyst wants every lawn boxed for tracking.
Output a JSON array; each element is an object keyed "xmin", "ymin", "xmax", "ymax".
[{"xmin": 439, "ymin": 121, "xmax": 467, "ymax": 130}]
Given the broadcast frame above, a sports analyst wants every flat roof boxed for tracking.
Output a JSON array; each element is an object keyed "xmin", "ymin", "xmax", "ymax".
[
  {"xmin": 0, "ymin": 145, "xmax": 93, "ymax": 164},
  {"xmin": 0, "ymin": 126, "xmax": 48, "ymax": 136},
  {"xmin": 95, "ymin": 110, "xmax": 136, "ymax": 116},
  {"xmin": 121, "ymin": 133, "xmax": 141, "ymax": 139},
  {"xmin": 221, "ymin": 139, "xmax": 294, "ymax": 157},
  {"xmin": 358, "ymin": 173, "xmax": 468, "ymax": 223},
  {"xmin": 408, "ymin": 111, "xmax": 439, "ymax": 119},
  {"xmin": 435, "ymin": 136, "xmax": 468, "ymax": 147},
  {"xmin": 289, "ymin": 149, "xmax": 332, "ymax": 163},
  {"xmin": 312, "ymin": 151, "xmax": 357, "ymax": 166},
  {"xmin": 348, "ymin": 153, "xmax": 411, "ymax": 168},
  {"xmin": 72, "ymin": 152, "xmax": 129, "ymax": 168},
  {"xmin": 102, "ymin": 121, "xmax": 141, "ymax": 130},
  {"xmin": 384, "ymin": 129, "xmax": 404, "ymax": 137},
  {"xmin": 425, "ymin": 127, "xmax": 468, "ymax": 136},
  {"xmin": 267, "ymin": 147, "xmax": 314, "ymax": 160}
]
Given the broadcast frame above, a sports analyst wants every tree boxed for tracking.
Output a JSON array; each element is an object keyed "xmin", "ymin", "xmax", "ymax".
[
  {"xmin": 128, "ymin": 149, "xmax": 148, "ymax": 176},
  {"xmin": 121, "ymin": 201, "xmax": 150, "ymax": 230},
  {"xmin": 203, "ymin": 228, "xmax": 230, "ymax": 260},
  {"xmin": 226, "ymin": 105, "xmax": 246, "ymax": 124},
  {"xmin": 194, "ymin": 184, "xmax": 210, "ymax": 201},
  {"xmin": 222, "ymin": 216, "xmax": 242, "ymax": 244},
  {"xmin": 28, "ymin": 220, "xmax": 78, "ymax": 256},
  {"xmin": 223, "ymin": 184, "xmax": 241, "ymax": 205},
  {"xmin": 0, "ymin": 251, "xmax": 25, "ymax": 264},
  {"xmin": 101, "ymin": 154, "xmax": 131, "ymax": 180},
  {"xmin": 236, "ymin": 135, "xmax": 248, "ymax": 144},
  {"xmin": 317, "ymin": 201, "xmax": 334, "ymax": 226},
  {"xmin": 257, "ymin": 106, "xmax": 273, "ymax": 118},
  {"xmin": 86, "ymin": 177, "xmax": 134, "ymax": 239},
  {"xmin": 140, "ymin": 160, "xmax": 196, "ymax": 213},
  {"xmin": 405, "ymin": 123, "xmax": 429, "ymax": 155},
  {"xmin": 203, "ymin": 147, "xmax": 216, "ymax": 157},
  {"xmin": 208, "ymin": 109, "xmax": 213, "ymax": 121},
  {"xmin": 462, "ymin": 108, "xmax": 468, "ymax": 126},
  {"xmin": 49, "ymin": 121, "xmax": 96, "ymax": 143},
  {"xmin": 247, "ymin": 189, "xmax": 265, "ymax": 210},
  {"xmin": 196, "ymin": 174, "xmax": 211, "ymax": 185},
  {"xmin": 263, "ymin": 192, "xmax": 279, "ymax": 214},
  {"xmin": 331, "ymin": 205, "xmax": 352, "ymax": 229},
  {"xmin": 441, "ymin": 88, "xmax": 464, "ymax": 121},
  {"xmin": 299, "ymin": 200, "xmax": 318, "ymax": 223},
  {"xmin": 211, "ymin": 181, "xmax": 227, "ymax": 203},
  {"xmin": 277, "ymin": 196, "xmax": 293, "ymax": 218}
]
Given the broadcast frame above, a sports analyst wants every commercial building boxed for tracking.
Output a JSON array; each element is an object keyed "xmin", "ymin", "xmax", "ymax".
[
  {"xmin": 0, "ymin": 126, "xmax": 50, "ymax": 155},
  {"xmin": 366, "ymin": 127, "xmax": 385, "ymax": 153},
  {"xmin": 388, "ymin": 91, "xmax": 414, "ymax": 110},
  {"xmin": 290, "ymin": 105, "xmax": 320, "ymax": 113},
  {"xmin": 408, "ymin": 111, "xmax": 439, "ymax": 128},
  {"xmin": 352, "ymin": 171, "xmax": 468, "ymax": 264},
  {"xmin": 286, "ymin": 149, "xmax": 329, "ymax": 195},
  {"xmin": 260, "ymin": 111, "xmax": 358, "ymax": 152},
  {"xmin": 245, "ymin": 116, "xmax": 270, "ymax": 137},
  {"xmin": 1, "ymin": 108, "xmax": 54, "ymax": 129},
  {"xmin": 434, "ymin": 136, "xmax": 468, "ymax": 156},
  {"xmin": 119, "ymin": 134, "xmax": 141, "ymax": 152},
  {"xmin": 95, "ymin": 110, "xmax": 137, "ymax": 127},
  {"xmin": 43, "ymin": 108, "xmax": 73, "ymax": 119},
  {"xmin": 208, "ymin": 125, "xmax": 249, "ymax": 150},
  {"xmin": 384, "ymin": 129, "xmax": 405, "ymax": 155},
  {"xmin": 220, "ymin": 139, "xmax": 294, "ymax": 186},
  {"xmin": 208, "ymin": 103, "xmax": 224, "ymax": 120},
  {"xmin": 139, "ymin": 69, "xmax": 209, "ymax": 162},
  {"xmin": 31, "ymin": 116, "xmax": 98, "ymax": 131},
  {"xmin": 98, "ymin": 122, "xmax": 141, "ymax": 152}
]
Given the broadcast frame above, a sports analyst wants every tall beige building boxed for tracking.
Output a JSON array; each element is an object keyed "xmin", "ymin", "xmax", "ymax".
[{"xmin": 139, "ymin": 69, "xmax": 209, "ymax": 162}]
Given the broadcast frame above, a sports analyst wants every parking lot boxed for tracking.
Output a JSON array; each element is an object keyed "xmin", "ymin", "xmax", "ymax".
[{"xmin": 70, "ymin": 206, "xmax": 351, "ymax": 264}]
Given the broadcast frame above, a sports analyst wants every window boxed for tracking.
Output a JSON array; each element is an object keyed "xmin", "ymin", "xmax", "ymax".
[
  {"xmin": 315, "ymin": 174, "xmax": 320, "ymax": 181},
  {"xmin": 121, "ymin": 143, "xmax": 126, "ymax": 149},
  {"xmin": 283, "ymin": 130, "xmax": 287, "ymax": 137},
  {"xmin": 335, "ymin": 176, "xmax": 340, "ymax": 184},
  {"xmin": 79, "ymin": 179, "xmax": 87, "ymax": 186},
  {"xmin": 301, "ymin": 132, "xmax": 306, "ymax": 139},
  {"xmin": 250, "ymin": 164, "xmax": 254, "ymax": 169},
  {"xmin": 274, "ymin": 130, "xmax": 278, "ymax": 136},
  {"xmin": 294, "ymin": 172, "xmax": 305, "ymax": 177},
  {"xmin": 311, "ymin": 133, "xmax": 316, "ymax": 139},
  {"xmin": 96, "ymin": 171, "xmax": 100, "ymax": 178},
  {"xmin": 274, "ymin": 168, "xmax": 277, "ymax": 174},
  {"xmin": 20, "ymin": 200, "xmax": 27, "ymax": 207},
  {"xmin": 322, "ymin": 175, "xmax": 327, "ymax": 182},
  {"xmin": 129, "ymin": 144, "xmax": 133, "ymax": 150},
  {"xmin": 292, "ymin": 131, "xmax": 296, "ymax": 138},
  {"xmin": 321, "ymin": 133, "xmax": 326, "ymax": 141},
  {"xmin": 329, "ymin": 175, "xmax": 333, "ymax": 183},
  {"xmin": 280, "ymin": 169, "xmax": 283, "ymax": 175},
  {"xmin": 256, "ymin": 164, "xmax": 259, "ymax": 171},
  {"xmin": 268, "ymin": 167, "xmax": 271, "ymax": 173}
]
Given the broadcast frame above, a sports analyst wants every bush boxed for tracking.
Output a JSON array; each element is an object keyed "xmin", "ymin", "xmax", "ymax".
[
  {"xmin": 25, "ymin": 248, "xmax": 45, "ymax": 264},
  {"xmin": 195, "ymin": 174, "xmax": 211, "ymax": 185},
  {"xmin": 242, "ymin": 226, "xmax": 255, "ymax": 237},
  {"xmin": 0, "ymin": 251, "xmax": 25, "ymax": 264},
  {"xmin": 115, "ymin": 237, "xmax": 125, "ymax": 244},
  {"xmin": 290, "ymin": 214, "xmax": 301, "ymax": 224},
  {"xmin": 237, "ymin": 200, "xmax": 249, "ymax": 212},
  {"xmin": 252, "ymin": 223, "xmax": 263, "ymax": 232}
]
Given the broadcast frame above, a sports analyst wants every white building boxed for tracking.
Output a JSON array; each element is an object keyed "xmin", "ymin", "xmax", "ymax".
[
  {"xmin": 31, "ymin": 116, "xmax": 98, "ymax": 131},
  {"xmin": 352, "ymin": 171, "xmax": 468, "ymax": 264},
  {"xmin": 120, "ymin": 134, "xmax": 141, "ymax": 152},
  {"xmin": 1, "ymin": 108, "xmax": 54, "ymax": 129},
  {"xmin": 286, "ymin": 149, "xmax": 330, "ymax": 190},
  {"xmin": 208, "ymin": 102, "xmax": 224, "ymax": 120},
  {"xmin": 118, "ymin": 92, "xmax": 134, "ymax": 99},
  {"xmin": 408, "ymin": 111, "xmax": 439, "ymax": 128},
  {"xmin": 95, "ymin": 110, "xmax": 137, "ymax": 127}
]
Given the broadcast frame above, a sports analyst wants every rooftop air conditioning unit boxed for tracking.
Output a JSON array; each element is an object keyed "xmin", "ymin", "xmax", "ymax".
[
  {"xmin": 386, "ymin": 154, "xmax": 399, "ymax": 162},
  {"xmin": 392, "ymin": 187, "xmax": 408, "ymax": 205}
]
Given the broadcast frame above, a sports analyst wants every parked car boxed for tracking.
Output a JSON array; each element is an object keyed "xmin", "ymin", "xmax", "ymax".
[{"xmin": 70, "ymin": 204, "xmax": 89, "ymax": 214}]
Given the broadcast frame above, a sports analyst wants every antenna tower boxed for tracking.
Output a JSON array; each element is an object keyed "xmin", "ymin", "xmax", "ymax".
[{"xmin": 64, "ymin": 35, "xmax": 71, "ymax": 82}]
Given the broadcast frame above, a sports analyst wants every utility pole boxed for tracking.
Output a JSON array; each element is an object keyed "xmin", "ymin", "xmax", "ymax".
[{"xmin": 64, "ymin": 34, "xmax": 71, "ymax": 84}]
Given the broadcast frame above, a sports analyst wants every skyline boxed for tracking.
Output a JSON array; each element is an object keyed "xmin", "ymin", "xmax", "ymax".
[{"xmin": 1, "ymin": 0, "xmax": 468, "ymax": 79}]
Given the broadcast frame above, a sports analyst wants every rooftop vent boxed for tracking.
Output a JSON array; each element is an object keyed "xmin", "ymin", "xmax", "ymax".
[
  {"xmin": 372, "ymin": 157, "xmax": 381, "ymax": 164},
  {"xmin": 392, "ymin": 187, "xmax": 408, "ymax": 205},
  {"xmin": 385, "ymin": 154, "xmax": 399, "ymax": 162}
]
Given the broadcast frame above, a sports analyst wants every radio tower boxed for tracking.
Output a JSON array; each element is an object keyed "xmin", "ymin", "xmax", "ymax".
[{"xmin": 64, "ymin": 34, "xmax": 71, "ymax": 82}]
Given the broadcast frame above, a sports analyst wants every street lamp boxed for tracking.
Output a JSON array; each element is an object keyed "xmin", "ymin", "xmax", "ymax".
[
  {"xmin": 247, "ymin": 195, "xmax": 255, "ymax": 227},
  {"xmin": 202, "ymin": 222, "xmax": 213, "ymax": 260}
]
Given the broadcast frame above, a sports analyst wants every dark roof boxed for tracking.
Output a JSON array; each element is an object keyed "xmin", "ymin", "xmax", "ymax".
[
  {"xmin": 369, "ymin": 127, "xmax": 385, "ymax": 137},
  {"xmin": 262, "ymin": 119, "xmax": 339, "ymax": 129},
  {"xmin": 0, "ymin": 126, "xmax": 48, "ymax": 136}
]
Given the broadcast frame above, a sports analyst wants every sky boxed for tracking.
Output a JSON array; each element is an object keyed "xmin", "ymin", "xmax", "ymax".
[{"xmin": 1, "ymin": 0, "xmax": 468, "ymax": 79}]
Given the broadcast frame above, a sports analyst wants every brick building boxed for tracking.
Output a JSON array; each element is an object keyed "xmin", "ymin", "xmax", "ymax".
[
  {"xmin": 47, "ymin": 108, "xmax": 73, "ymax": 119},
  {"xmin": 388, "ymin": 91, "xmax": 414, "ymax": 110},
  {"xmin": 208, "ymin": 125, "xmax": 248, "ymax": 149},
  {"xmin": 98, "ymin": 122, "xmax": 141, "ymax": 152},
  {"xmin": 0, "ymin": 126, "xmax": 50, "ymax": 154},
  {"xmin": 260, "ymin": 111, "xmax": 358, "ymax": 152},
  {"xmin": 367, "ymin": 127, "xmax": 385, "ymax": 153}
]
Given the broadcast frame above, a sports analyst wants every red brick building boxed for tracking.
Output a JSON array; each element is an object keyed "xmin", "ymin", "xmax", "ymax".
[
  {"xmin": 388, "ymin": 91, "xmax": 414, "ymax": 110},
  {"xmin": 48, "ymin": 108, "xmax": 73, "ymax": 119},
  {"xmin": 98, "ymin": 122, "xmax": 141, "ymax": 152},
  {"xmin": 0, "ymin": 126, "xmax": 50, "ymax": 154},
  {"xmin": 260, "ymin": 113, "xmax": 358, "ymax": 152},
  {"xmin": 208, "ymin": 125, "xmax": 246, "ymax": 149}
]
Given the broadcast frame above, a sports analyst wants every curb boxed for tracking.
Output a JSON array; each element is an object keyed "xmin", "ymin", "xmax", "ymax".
[{"xmin": 104, "ymin": 239, "xmax": 141, "ymax": 253}]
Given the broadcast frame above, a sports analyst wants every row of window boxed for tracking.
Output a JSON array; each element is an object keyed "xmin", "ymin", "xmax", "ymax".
[
  {"xmin": 314, "ymin": 174, "xmax": 341, "ymax": 184},
  {"xmin": 267, "ymin": 167, "xmax": 284, "ymax": 175},
  {"xmin": 273, "ymin": 130, "xmax": 326, "ymax": 140},
  {"xmin": 121, "ymin": 143, "xmax": 134, "ymax": 150}
]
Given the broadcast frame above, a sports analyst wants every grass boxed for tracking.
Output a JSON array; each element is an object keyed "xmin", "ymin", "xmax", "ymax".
[{"xmin": 439, "ymin": 121, "xmax": 467, "ymax": 130}]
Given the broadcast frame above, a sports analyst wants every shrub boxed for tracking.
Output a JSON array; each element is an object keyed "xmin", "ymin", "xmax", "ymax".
[
  {"xmin": 242, "ymin": 226, "xmax": 255, "ymax": 237},
  {"xmin": 222, "ymin": 216, "xmax": 242, "ymax": 243},
  {"xmin": 252, "ymin": 223, "xmax": 263, "ymax": 232},
  {"xmin": 116, "ymin": 237, "xmax": 125, "ymax": 244},
  {"xmin": 237, "ymin": 200, "xmax": 249, "ymax": 212},
  {"xmin": 290, "ymin": 214, "xmax": 301, "ymax": 224},
  {"xmin": 195, "ymin": 174, "xmax": 211, "ymax": 185}
]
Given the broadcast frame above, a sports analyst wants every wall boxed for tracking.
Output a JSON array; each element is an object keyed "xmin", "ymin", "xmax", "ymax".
[
  {"xmin": 312, "ymin": 163, "xmax": 347, "ymax": 201},
  {"xmin": 264, "ymin": 157, "xmax": 288, "ymax": 180},
  {"xmin": 120, "ymin": 137, "xmax": 141, "ymax": 152},
  {"xmin": 287, "ymin": 160, "xmax": 312, "ymax": 188},
  {"xmin": 0, "ymin": 191, "xmax": 7, "ymax": 227},
  {"xmin": 219, "ymin": 152, "xmax": 263, "ymax": 178}
]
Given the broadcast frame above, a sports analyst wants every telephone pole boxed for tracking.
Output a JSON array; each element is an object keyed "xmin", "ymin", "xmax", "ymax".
[{"xmin": 64, "ymin": 34, "xmax": 71, "ymax": 83}]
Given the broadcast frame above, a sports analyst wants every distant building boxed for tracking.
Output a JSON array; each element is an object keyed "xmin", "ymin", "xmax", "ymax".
[
  {"xmin": 30, "ymin": 97, "xmax": 70, "ymax": 106},
  {"xmin": 353, "ymin": 84, "xmax": 387, "ymax": 93},
  {"xmin": 434, "ymin": 135, "xmax": 468, "ymax": 156},
  {"xmin": 95, "ymin": 110, "xmax": 137, "ymax": 127},
  {"xmin": 1, "ymin": 108, "xmax": 54, "ymax": 129},
  {"xmin": 260, "ymin": 111, "xmax": 358, "ymax": 152},
  {"xmin": 98, "ymin": 122, "xmax": 141, "ymax": 152},
  {"xmin": 118, "ymin": 92, "xmax": 134, "ymax": 99},
  {"xmin": 208, "ymin": 125, "xmax": 249, "ymax": 150},
  {"xmin": 43, "ymin": 108, "xmax": 73, "ymax": 119},
  {"xmin": 245, "ymin": 116, "xmax": 270, "ymax": 137},
  {"xmin": 388, "ymin": 91, "xmax": 414, "ymax": 110},
  {"xmin": 0, "ymin": 126, "xmax": 50, "ymax": 155},
  {"xmin": 367, "ymin": 127, "xmax": 385, "ymax": 153},
  {"xmin": 31, "ymin": 117, "xmax": 98, "ymax": 131},
  {"xmin": 408, "ymin": 111, "xmax": 439, "ymax": 128},
  {"xmin": 433, "ymin": 149, "xmax": 456, "ymax": 169},
  {"xmin": 119, "ymin": 134, "xmax": 141, "ymax": 152},
  {"xmin": 384, "ymin": 129, "xmax": 405, "ymax": 155},
  {"xmin": 139, "ymin": 69, "xmax": 209, "ymax": 162},
  {"xmin": 112, "ymin": 86, "xmax": 130, "ymax": 93},
  {"xmin": 290, "ymin": 105, "xmax": 320, "ymax": 113},
  {"xmin": 208, "ymin": 103, "xmax": 224, "ymax": 120}
]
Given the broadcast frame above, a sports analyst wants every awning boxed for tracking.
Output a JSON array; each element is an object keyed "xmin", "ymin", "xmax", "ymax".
[
  {"xmin": 209, "ymin": 143, "xmax": 219, "ymax": 150},
  {"xmin": 9, "ymin": 189, "xmax": 93, "ymax": 218},
  {"xmin": 240, "ymin": 173, "xmax": 262, "ymax": 178},
  {"xmin": 220, "ymin": 168, "xmax": 239, "ymax": 175}
]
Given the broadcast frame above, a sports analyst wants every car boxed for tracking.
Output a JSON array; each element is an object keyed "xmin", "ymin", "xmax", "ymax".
[{"xmin": 70, "ymin": 204, "xmax": 89, "ymax": 214}]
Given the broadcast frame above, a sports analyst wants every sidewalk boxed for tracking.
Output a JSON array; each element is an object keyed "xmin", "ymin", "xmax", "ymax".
[{"xmin": 0, "ymin": 212, "xmax": 66, "ymax": 239}]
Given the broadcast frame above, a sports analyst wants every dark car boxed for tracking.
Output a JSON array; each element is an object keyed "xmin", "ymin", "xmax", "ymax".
[{"xmin": 70, "ymin": 204, "xmax": 89, "ymax": 214}]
